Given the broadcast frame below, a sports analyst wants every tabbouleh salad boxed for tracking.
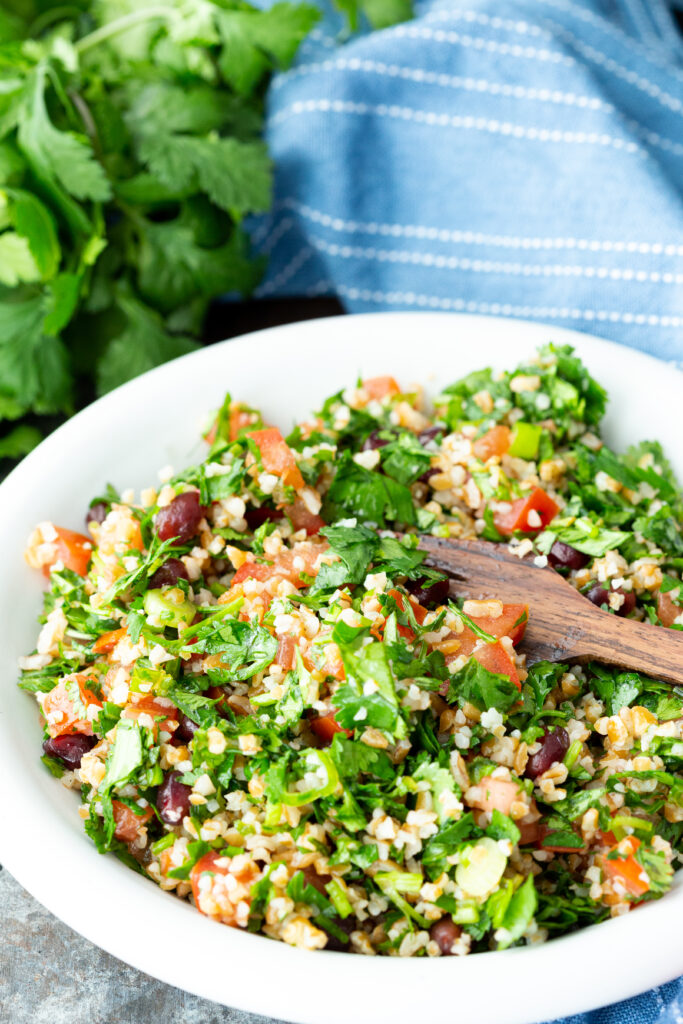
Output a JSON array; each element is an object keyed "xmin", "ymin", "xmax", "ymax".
[{"xmin": 20, "ymin": 344, "xmax": 683, "ymax": 957}]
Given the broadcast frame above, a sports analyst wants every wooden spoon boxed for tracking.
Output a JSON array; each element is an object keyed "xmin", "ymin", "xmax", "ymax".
[{"xmin": 418, "ymin": 535, "xmax": 683, "ymax": 686}]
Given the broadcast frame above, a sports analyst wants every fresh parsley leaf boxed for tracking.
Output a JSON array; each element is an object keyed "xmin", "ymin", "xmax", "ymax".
[{"xmin": 448, "ymin": 657, "xmax": 520, "ymax": 713}]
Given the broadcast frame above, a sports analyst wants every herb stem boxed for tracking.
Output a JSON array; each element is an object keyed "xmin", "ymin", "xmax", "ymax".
[{"xmin": 75, "ymin": 7, "xmax": 175, "ymax": 54}]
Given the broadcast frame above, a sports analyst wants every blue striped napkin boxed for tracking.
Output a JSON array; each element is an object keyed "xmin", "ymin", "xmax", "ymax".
[
  {"xmin": 251, "ymin": 1, "xmax": 683, "ymax": 1020},
  {"xmin": 252, "ymin": 0, "xmax": 683, "ymax": 362}
]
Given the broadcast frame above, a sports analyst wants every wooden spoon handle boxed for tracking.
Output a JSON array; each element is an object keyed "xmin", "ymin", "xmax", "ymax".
[{"xmin": 565, "ymin": 612, "xmax": 683, "ymax": 686}]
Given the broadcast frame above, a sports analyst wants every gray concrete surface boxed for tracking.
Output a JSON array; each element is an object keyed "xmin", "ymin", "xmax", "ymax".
[{"xmin": 0, "ymin": 866, "xmax": 285, "ymax": 1024}]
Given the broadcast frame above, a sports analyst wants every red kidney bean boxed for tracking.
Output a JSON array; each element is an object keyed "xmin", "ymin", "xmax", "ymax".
[
  {"xmin": 548, "ymin": 541, "xmax": 589, "ymax": 571},
  {"xmin": 430, "ymin": 918, "xmax": 461, "ymax": 955},
  {"xmin": 406, "ymin": 576, "xmax": 451, "ymax": 608},
  {"xmin": 155, "ymin": 492, "xmax": 206, "ymax": 543},
  {"xmin": 43, "ymin": 734, "xmax": 97, "ymax": 770},
  {"xmin": 86, "ymin": 502, "xmax": 108, "ymax": 527},
  {"xmin": 149, "ymin": 558, "xmax": 190, "ymax": 589},
  {"xmin": 586, "ymin": 585, "xmax": 636, "ymax": 617},
  {"xmin": 525, "ymin": 727, "xmax": 570, "ymax": 780},
  {"xmin": 156, "ymin": 771, "xmax": 192, "ymax": 825}
]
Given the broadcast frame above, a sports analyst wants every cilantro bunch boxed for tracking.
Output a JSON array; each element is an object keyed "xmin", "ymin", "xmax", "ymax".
[{"xmin": 0, "ymin": 0, "xmax": 410, "ymax": 463}]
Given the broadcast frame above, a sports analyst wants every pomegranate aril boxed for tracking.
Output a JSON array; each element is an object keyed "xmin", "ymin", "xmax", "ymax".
[
  {"xmin": 525, "ymin": 727, "xmax": 570, "ymax": 780},
  {"xmin": 155, "ymin": 492, "xmax": 206, "ymax": 543},
  {"xmin": 43, "ymin": 734, "xmax": 97, "ymax": 770},
  {"xmin": 361, "ymin": 429, "xmax": 397, "ymax": 452},
  {"xmin": 149, "ymin": 558, "xmax": 190, "ymax": 589},
  {"xmin": 430, "ymin": 918, "xmax": 461, "ymax": 955},
  {"xmin": 156, "ymin": 771, "xmax": 192, "ymax": 825},
  {"xmin": 175, "ymin": 713, "xmax": 200, "ymax": 743},
  {"xmin": 418, "ymin": 426, "xmax": 444, "ymax": 446},
  {"xmin": 586, "ymin": 585, "xmax": 636, "ymax": 617},
  {"xmin": 548, "ymin": 541, "xmax": 589, "ymax": 571},
  {"xmin": 86, "ymin": 502, "xmax": 107, "ymax": 527},
  {"xmin": 245, "ymin": 506, "xmax": 284, "ymax": 531},
  {"xmin": 406, "ymin": 576, "xmax": 450, "ymax": 608}
]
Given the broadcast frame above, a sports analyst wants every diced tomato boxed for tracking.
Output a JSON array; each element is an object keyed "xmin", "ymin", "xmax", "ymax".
[
  {"xmin": 232, "ymin": 560, "xmax": 275, "ymax": 586},
  {"xmin": 469, "ymin": 776, "xmax": 522, "ymax": 816},
  {"xmin": 444, "ymin": 602, "xmax": 529, "ymax": 663},
  {"xmin": 317, "ymin": 643, "xmax": 345, "ymax": 681},
  {"xmin": 388, "ymin": 589, "xmax": 428, "ymax": 645},
  {"xmin": 284, "ymin": 496, "xmax": 324, "ymax": 536},
  {"xmin": 363, "ymin": 376, "xmax": 400, "ymax": 401},
  {"xmin": 276, "ymin": 635, "xmax": 298, "ymax": 671},
  {"xmin": 493, "ymin": 487, "xmax": 560, "ymax": 535},
  {"xmin": 462, "ymin": 603, "xmax": 528, "ymax": 656},
  {"xmin": 472, "ymin": 641, "xmax": 521, "ymax": 689},
  {"xmin": 128, "ymin": 520, "xmax": 144, "ymax": 552},
  {"xmin": 123, "ymin": 696, "xmax": 178, "ymax": 736},
  {"xmin": 190, "ymin": 850, "xmax": 260, "ymax": 925},
  {"xmin": 310, "ymin": 712, "xmax": 351, "ymax": 744},
  {"xmin": 657, "ymin": 590, "xmax": 681, "ymax": 628},
  {"xmin": 42, "ymin": 676, "xmax": 102, "ymax": 737},
  {"xmin": 247, "ymin": 427, "xmax": 304, "ymax": 490},
  {"xmin": 232, "ymin": 542, "xmax": 324, "ymax": 589},
  {"xmin": 473, "ymin": 425, "xmax": 511, "ymax": 461},
  {"xmin": 41, "ymin": 527, "xmax": 93, "ymax": 578},
  {"xmin": 601, "ymin": 836, "xmax": 650, "ymax": 898},
  {"xmin": 112, "ymin": 799, "xmax": 153, "ymax": 843},
  {"xmin": 191, "ymin": 851, "xmax": 229, "ymax": 906},
  {"xmin": 92, "ymin": 627, "xmax": 127, "ymax": 655}
]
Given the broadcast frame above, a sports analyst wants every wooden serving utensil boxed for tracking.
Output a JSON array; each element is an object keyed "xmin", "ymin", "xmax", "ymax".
[{"xmin": 418, "ymin": 535, "xmax": 683, "ymax": 686}]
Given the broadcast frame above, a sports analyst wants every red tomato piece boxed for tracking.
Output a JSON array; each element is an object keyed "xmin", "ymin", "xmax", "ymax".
[
  {"xmin": 112, "ymin": 799, "xmax": 154, "ymax": 843},
  {"xmin": 310, "ymin": 712, "xmax": 352, "ymax": 744},
  {"xmin": 233, "ymin": 542, "xmax": 324, "ymax": 589},
  {"xmin": 276, "ymin": 635, "xmax": 298, "ymax": 671},
  {"xmin": 469, "ymin": 776, "xmax": 522, "ymax": 815},
  {"xmin": 318, "ymin": 644, "xmax": 346, "ymax": 681},
  {"xmin": 123, "ymin": 696, "xmax": 178, "ymax": 736},
  {"xmin": 472, "ymin": 641, "xmax": 521, "ymax": 689},
  {"xmin": 657, "ymin": 590, "xmax": 681, "ymax": 628},
  {"xmin": 284, "ymin": 496, "xmax": 325, "ymax": 536},
  {"xmin": 465, "ymin": 603, "xmax": 528, "ymax": 651},
  {"xmin": 43, "ymin": 676, "xmax": 102, "ymax": 737},
  {"xmin": 247, "ymin": 427, "xmax": 304, "ymax": 490},
  {"xmin": 493, "ymin": 487, "xmax": 560, "ymax": 535},
  {"xmin": 473, "ymin": 425, "xmax": 511, "ymax": 461},
  {"xmin": 92, "ymin": 627, "xmax": 127, "ymax": 655},
  {"xmin": 363, "ymin": 376, "xmax": 400, "ymax": 401},
  {"xmin": 191, "ymin": 851, "xmax": 229, "ymax": 907},
  {"xmin": 449, "ymin": 603, "xmax": 529, "ymax": 659},
  {"xmin": 42, "ymin": 527, "xmax": 93, "ymax": 578},
  {"xmin": 601, "ymin": 836, "xmax": 650, "ymax": 898},
  {"xmin": 232, "ymin": 560, "xmax": 275, "ymax": 586},
  {"xmin": 388, "ymin": 589, "xmax": 428, "ymax": 644}
]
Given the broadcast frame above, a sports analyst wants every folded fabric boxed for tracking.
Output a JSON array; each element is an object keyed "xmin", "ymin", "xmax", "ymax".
[
  {"xmin": 251, "ymin": 0, "xmax": 683, "ymax": 362},
  {"xmin": 250, "ymin": 1, "xmax": 683, "ymax": 1020}
]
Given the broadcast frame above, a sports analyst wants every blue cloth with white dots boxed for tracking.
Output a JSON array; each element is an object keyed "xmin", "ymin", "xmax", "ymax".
[
  {"xmin": 252, "ymin": 0, "xmax": 683, "ymax": 361},
  {"xmin": 252, "ymin": 1, "xmax": 683, "ymax": 1019}
]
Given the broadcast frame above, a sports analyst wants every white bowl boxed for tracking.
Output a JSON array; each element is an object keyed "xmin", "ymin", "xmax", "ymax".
[{"xmin": 1, "ymin": 312, "xmax": 682, "ymax": 1024}]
